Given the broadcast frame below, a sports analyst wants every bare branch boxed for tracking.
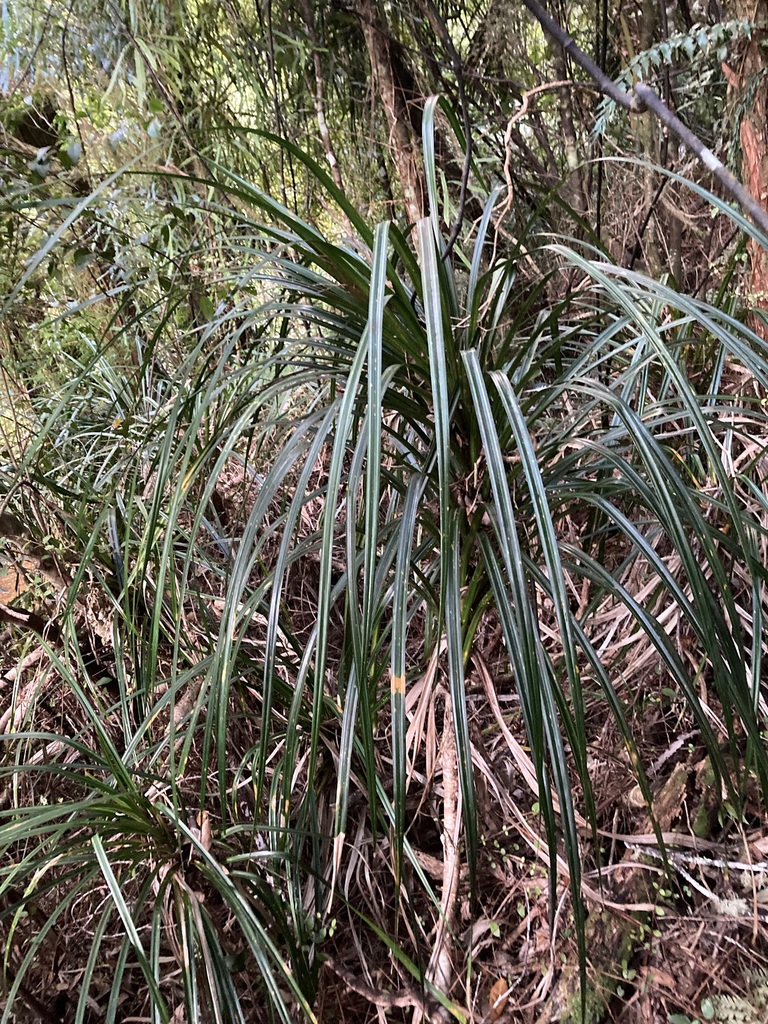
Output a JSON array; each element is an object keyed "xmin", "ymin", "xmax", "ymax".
[{"xmin": 520, "ymin": 0, "xmax": 768, "ymax": 238}]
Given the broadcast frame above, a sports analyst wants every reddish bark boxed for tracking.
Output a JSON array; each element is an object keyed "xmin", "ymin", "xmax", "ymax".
[{"xmin": 723, "ymin": 10, "xmax": 768, "ymax": 332}]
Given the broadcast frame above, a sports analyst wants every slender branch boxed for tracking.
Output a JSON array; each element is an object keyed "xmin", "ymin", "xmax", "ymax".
[
  {"xmin": 519, "ymin": 0, "xmax": 768, "ymax": 238},
  {"xmin": 298, "ymin": 0, "xmax": 347, "ymax": 197},
  {"xmin": 323, "ymin": 959, "xmax": 435, "ymax": 1013},
  {"xmin": 628, "ymin": 175, "xmax": 671, "ymax": 268},
  {"xmin": 0, "ymin": 601, "xmax": 56, "ymax": 638},
  {"xmin": 520, "ymin": 0, "xmax": 632, "ymax": 109}
]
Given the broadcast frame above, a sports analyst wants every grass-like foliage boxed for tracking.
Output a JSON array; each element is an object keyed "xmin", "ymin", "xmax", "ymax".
[{"xmin": 1, "ymin": 107, "xmax": 768, "ymax": 1021}]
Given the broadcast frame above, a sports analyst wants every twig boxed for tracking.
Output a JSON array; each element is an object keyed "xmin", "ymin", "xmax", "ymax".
[
  {"xmin": 627, "ymin": 845, "xmax": 768, "ymax": 921},
  {"xmin": 2, "ymin": 647, "xmax": 44, "ymax": 683},
  {"xmin": 476, "ymin": 655, "xmax": 540, "ymax": 797},
  {"xmin": 647, "ymin": 729, "xmax": 700, "ymax": 778},
  {"xmin": 625, "ymin": 843, "xmax": 768, "ymax": 875},
  {"xmin": 0, "ymin": 601, "xmax": 57, "ymax": 639},
  {"xmin": 422, "ymin": 686, "xmax": 461, "ymax": 1021},
  {"xmin": 519, "ymin": 0, "xmax": 768, "ymax": 237},
  {"xmin": 497, "ymin": 80, "xmax": 577, "ymax": 230},
  {"xmin": 628, "ymin": 176, "xmax": 670, "ymax": 269},
  {"xmin": 0, "ymin": 660, "xmax": 49, "ymax": 733},
  {"xmin": 323, "ymin": 958, "xmax": 437, "ymax": 1015}
]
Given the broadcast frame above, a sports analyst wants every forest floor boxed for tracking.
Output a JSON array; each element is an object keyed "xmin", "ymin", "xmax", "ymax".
[{"xmin": 1, "ymin": 443, "xmax": 767, "ymax": 1024}]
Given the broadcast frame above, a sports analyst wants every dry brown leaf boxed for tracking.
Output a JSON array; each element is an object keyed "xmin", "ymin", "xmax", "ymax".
[
  {"xmin": 198, "ymin": 810, "xmax": 212, "ymax": 852},
  {"xmin": 639, "ymin": 966, "xmax": 677, "ymax": 991},
  {"xmin": 188, "ymin": 810, "xmax": 212, "ymax": 852},
  {"xmin": 487, "ymin": 978, "xmax": 509, "ymax": 1022}
]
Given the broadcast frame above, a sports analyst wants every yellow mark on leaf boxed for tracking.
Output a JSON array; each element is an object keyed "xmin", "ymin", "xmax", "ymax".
[{"xmin": 391, "ymin": 673, "xmax": 405, "ymax": 695}]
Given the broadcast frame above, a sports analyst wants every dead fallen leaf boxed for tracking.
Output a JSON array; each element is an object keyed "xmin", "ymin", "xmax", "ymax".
[
  {"xmin": 640, "ymin": 966, "xmax": 677, "ymax": 991},
  {"xmin": 488, "ymin": 978, "xmax": 509, "ymax": 1022}
]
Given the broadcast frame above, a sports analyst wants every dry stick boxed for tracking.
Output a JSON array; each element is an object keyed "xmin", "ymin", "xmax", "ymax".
[
  {"xmin": 0, "ymin": 601, "xmax": 56, "ymax": 639},
  {"xmin": 519, "ymin": 0, "xmax": 768, "ymax": 239},
  {"xmin": 2, "ymin": 647, "xmax": 44, "ymax": 684},
  {"xmin": 0, "ymin": 664, "xmax": 46, "ymax": 734},
  {"xmin": 498, "ymin": 79, "xmax": 576, "ymax": 226},
  {"xmin": 422, "ymin": 686, "xmax": 461, "ymax": 1023},
  {"xmin": 323, "ymin": 959, "xmax": 438, "ymax": 1017}
]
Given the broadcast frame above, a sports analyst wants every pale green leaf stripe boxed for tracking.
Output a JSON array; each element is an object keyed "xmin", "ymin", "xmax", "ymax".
[
  {"xmin": 310, "ymin": 332, "xmax": 370, "ymax": 784},
  {"xmin": 559, "ymin": 247, "xmax": 755, "ymax": 562},
  {"xmin": 256, "ymin": 409, "xmax": 339, "ymax": 805},
  {"xmin": 74, "ymin": 905, "xmax": 114, "ymax": 1024},
  {"xmin": 423, "ymin": 96, "xmax": 442, "ymax": 244},
  {"xmin": 420, "ymin": 217, "xmax": 478, "ymax": 889},
  {"xmin": 467, "ymin": 187, "xmax": 503, "ymax": 342},
  {"xmin": 418, "ymin": 216, "xmax": 452, "ymax": 603},
  {"xmin": 491, "ymin": 369, "xmax": 595, "ymax": 824},
  {"xmin": 0, "ymin": 871, "xmax": 94, "ymax": 1024},
  {"xmin": 337, "ymin": 428, "xmax": 367, "ymax": 846},
  {"xmin": 445, "ymin": 510, "xmax": 477, "ymax": 889},
  {"xmin": 363, "ymin": 221, "xmax": 390, "ymax": 642},
  {"xmin": 464, "ymin": 352, "xmax": 581, "ymax": 931},
  {"xmin": 334, "ymin": 222, "xmax": 392, "ymax": 844},
  {"xmin": 169, "ymin": 813, "xmax": 317, "ymax": 1024}
]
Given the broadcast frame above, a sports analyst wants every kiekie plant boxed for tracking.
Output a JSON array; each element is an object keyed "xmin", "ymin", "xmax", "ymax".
[{"xmin": 1, "ymin": 101, "xmax": 767, "ymax": 1021}]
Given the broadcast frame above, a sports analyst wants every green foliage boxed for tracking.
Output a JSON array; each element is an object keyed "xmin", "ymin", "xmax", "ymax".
[
  {"xmin": 670, "ymin": 973, "xmax": 768, "ymax": 1024},
  {"xmin": 595, "ymin": 20, "xmax": 753, "ymax": 137},
  {"xmin": 3, "ymin": 0, "xmax": 768, "ymax": 1019},
  {"xmin": 709, "ymin": 971, "xmax": 768, "ymax": 1024},
  {"xmin": 1, "ymin": 99, "xmax": 768, "ymax": 1020}
]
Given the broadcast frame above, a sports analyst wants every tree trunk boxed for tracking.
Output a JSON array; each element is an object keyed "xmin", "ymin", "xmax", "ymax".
[
  {"xmin": 552, "ymin": 49, "xmax": 588, "ymax": 216},
  {"xmin": 637, "ymin": 0, "xmax": 663, "ymax": 276},
  {"xmin": 723, "ymin": 0, "xmax": 768, "ymax": 330},
  {"xmin": 356, "ymin": 0, "xmax": 425, "ymax": 231}
]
